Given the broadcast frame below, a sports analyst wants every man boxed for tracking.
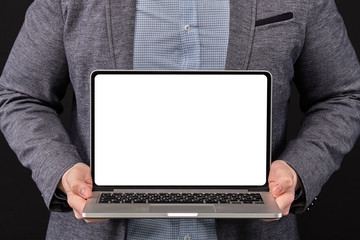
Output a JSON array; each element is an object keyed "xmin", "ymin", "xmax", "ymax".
[{"xmin": 0, "ymin": 0, "xmax": 359, "ymax": 239}]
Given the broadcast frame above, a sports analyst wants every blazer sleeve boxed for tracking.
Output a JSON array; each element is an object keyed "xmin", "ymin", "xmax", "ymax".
[
  {"xmin": 279, "ymin": 0, "xmax": 360, "ymax": 212},
  {"xmin": 0, "ymin": 0, "xmax": 81, "ymax": 210}
]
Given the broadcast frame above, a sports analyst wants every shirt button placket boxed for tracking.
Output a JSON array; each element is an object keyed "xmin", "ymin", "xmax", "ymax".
[{"xmin": 179, "ymin": 0, "xmax": 200, "ymax": 69}]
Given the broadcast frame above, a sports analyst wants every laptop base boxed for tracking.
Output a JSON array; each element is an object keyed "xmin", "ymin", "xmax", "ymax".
[{"xmin": 83, "ymin": 191, "xmax": 281, "ymax": 219}]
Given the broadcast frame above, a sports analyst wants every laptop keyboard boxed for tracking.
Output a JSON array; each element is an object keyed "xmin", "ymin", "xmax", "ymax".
[{"xmin": 98, "ymin": 193, "xmax": 264, "ymax": 204}]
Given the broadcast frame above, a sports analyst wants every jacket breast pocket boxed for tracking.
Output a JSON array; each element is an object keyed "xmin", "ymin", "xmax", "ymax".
[
  {"xmin": 255, "ymin": 12, "xmax": 293, "ymax": 27},
  {"xmin": 249, "ymin": 10, "xmax": 303, "ymax": 67},
  {"xmin": 248, "ymin": 11, "xmax": 304, "ymax": 94}
]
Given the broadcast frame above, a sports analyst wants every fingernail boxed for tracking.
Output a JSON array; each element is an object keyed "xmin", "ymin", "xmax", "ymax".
[
  {"xmin": 81, "ymin": 188, "xmax": 89, "ymax": 197},
  {"xmin": 273, "ymin": 185, "xmax": 282, "ymax": 195}
]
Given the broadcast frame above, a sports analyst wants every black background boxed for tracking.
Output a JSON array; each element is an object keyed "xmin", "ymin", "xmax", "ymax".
[{"xmin": 0, "ymin": 1, "xmax": 359, "ymax": 239}]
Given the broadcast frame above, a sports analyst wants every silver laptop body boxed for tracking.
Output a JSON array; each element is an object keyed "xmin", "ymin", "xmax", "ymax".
[{"xmin": 83, "ymin": 70, "xmax": 281, "ymax": 219}]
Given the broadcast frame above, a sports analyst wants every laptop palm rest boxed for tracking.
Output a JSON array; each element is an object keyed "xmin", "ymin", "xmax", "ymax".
[{"xmin": 150, "ymin": 205, "xmax": 216, "ymax": 213}]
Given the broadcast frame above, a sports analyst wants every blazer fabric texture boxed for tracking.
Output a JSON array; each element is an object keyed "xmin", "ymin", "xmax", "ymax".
[{"xmin": 0, "ymin": 0, "xmax": 359, "ymax": 239}]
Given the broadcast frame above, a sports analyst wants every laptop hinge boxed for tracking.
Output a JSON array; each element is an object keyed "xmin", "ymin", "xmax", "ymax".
[{"xmin": 113, "ymin": 189, "xmax": 249, "ymax": 193}]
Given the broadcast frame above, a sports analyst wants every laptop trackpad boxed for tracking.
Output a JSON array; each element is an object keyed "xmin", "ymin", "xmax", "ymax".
[{"xmin": 150, "ymin": 205, "xmax": 215, "ymax": 213}]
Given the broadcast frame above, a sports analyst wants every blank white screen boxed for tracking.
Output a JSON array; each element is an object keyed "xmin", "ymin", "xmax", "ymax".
[{"xmin": 94, "ymin": 73, "xmax": 268, "ymax": 186}]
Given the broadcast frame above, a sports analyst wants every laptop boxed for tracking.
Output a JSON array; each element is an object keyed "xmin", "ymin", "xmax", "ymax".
[{"xmin": 82, "ymin": 70, "xmax": 282, "ymax": 219}]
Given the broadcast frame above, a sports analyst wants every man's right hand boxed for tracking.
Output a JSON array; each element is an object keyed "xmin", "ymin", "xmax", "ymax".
[{"xmin": 57, "ymin": 163, "xmax": 106, "ymax": 223}]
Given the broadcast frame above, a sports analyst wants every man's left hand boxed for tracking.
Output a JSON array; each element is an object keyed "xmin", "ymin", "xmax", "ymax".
[{"xmin": 268, "ymin": 160, "xmax": 300, "ymax": 219}]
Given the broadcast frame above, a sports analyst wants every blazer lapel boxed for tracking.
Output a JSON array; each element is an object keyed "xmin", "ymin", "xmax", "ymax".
[
  {"xmin": 107, "ymin": 0, "xmax": 136, "ymax": 69},
  {"xmin": 225, "ymin": 0, "xmax": 257, "ymax": 70}
]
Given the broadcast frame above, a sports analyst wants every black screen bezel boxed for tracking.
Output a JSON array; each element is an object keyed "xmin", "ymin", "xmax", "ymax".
[{"xmin": 90, "ymin": 70, "xmax": 272, "ymax": 191}]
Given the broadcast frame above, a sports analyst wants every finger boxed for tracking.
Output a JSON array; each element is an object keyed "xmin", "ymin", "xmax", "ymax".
[
  {"xmin": 76, "ymin": 163, "xmax": 93, "ymax": 186},
  {"xmin": 268, "ymin": 161, "xmax": 285, "ymax": 183},
  {"xmin": 84, "ymin": 218, "xmax": 109, "ymax": 223},
  {"xmin": 63, "ymin": 164, "xmax": 92, "ymax": 194},
  {"xmin": 67, "ymin": 176, "xmax": 92, "ymax": 199},
  {"xmin": 263, "ymin": 185, "xmax": 293, "ymax": 222},
  {"xmin": 67, "ymin": 193, "xmax": 87, "ymax": 214},
  {"xmin": 269, "ymin": 176, "xmax": 293, "ymax": 198},
  {"xmin": 278, "ymin": 176, "xmax": 293, "ymax": 190},
  {"xmin": 269, "ymin": 183, "xmax": 282, "ymax": 197},
  {"xmin": 73, "ymin": 208, "xmax": 84, "ymax": 220},
  {"xmin": 70, "ymin": 194, "xmax": 107, "ymax": 223},
  {"xmin": 274, "ymin": 192, "xmax": 294, "ymax": 216},
  {"xmin": 269, "ymin": 160, "xmax": 295, "ymax": 182},
  {"xmin": 261, "ymin": 218, "xmax": 279, "ymax": 222}
]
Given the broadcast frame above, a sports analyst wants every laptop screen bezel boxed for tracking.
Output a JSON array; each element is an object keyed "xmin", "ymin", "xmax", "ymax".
[{"xmin": 90, "ymin": 70, "xmax": 272, "ymax": 191}]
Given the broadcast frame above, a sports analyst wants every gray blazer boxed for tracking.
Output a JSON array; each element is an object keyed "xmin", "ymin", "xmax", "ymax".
[{"xmin": 1, "ymin": 0, "xmax": 359, "ymax": 239}]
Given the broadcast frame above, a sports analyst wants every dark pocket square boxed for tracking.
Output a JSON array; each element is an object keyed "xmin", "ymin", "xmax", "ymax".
[{"xmin": 255, "ymin": 12, "xmax": 293, "ymax": 27}]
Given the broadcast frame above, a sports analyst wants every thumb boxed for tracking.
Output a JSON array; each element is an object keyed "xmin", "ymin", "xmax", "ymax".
[
  {"xmin": 79, "ymin": 184, "xmax": 92, "ymax": 199},
  {"xmin": 65, "ymin": 164, "xmax": 93, "ymax": 198},
  {"xmin": 269, "ymin": 160, "xmax": 295, "ymax": 198},
  {"xmin": 270, "ymin": 183, "xmax": 284, "ymax": 198},
  {"xmin": 270, "ymin": 175, "xmax": 293, "ymax": 198},
  {"xmin": 70, "ymin": 179, "xmax": 92, "ymax": 199}
]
